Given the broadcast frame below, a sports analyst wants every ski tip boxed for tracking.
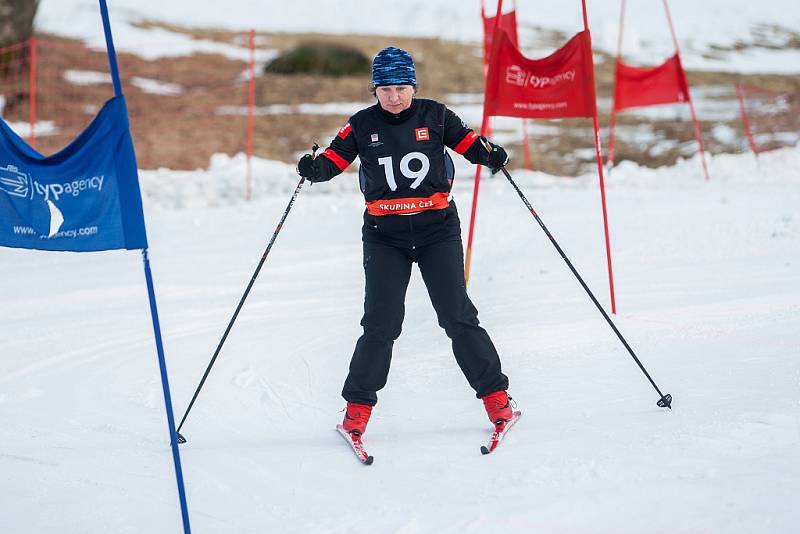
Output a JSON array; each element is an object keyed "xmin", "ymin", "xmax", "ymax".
[
  {"xmin": 364, "ymin": 456, "xmax": 374, "ymax": 466},
  {"xmin": 480, "ymin": 445, "xmax": 490, "ymax": 455}
]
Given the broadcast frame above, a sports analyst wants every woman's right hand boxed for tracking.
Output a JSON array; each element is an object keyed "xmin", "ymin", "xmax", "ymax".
[{"xmin": 297, "ymin": 153, "xmax": 322, "ymax": 181}]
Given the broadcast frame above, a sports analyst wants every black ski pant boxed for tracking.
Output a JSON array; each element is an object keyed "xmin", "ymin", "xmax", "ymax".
[{"xmin": 342, "ymin": 238, "xmax": 509, "ymax": 406}]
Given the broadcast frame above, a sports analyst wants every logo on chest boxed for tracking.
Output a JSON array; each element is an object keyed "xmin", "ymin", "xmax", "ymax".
[
  {"xmin": 415, "ymin": 127, "xmax": 429, "ymax": 141},
  {"xmin": 368, "ymin": 133, "xmax": 383, "ymax": 148}
]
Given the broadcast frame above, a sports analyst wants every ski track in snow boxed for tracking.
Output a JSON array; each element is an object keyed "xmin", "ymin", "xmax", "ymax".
[
  {"xmin": 4, "ymin": 2, "xmax": 799, "ymax": 531},
  {"xmin": 1, "ymin": 147, "xmax": 799, "ymax": 532}
]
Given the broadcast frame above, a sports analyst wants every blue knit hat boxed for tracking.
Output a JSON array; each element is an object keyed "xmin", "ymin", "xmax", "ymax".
[{"xmin": 371, "ymin": 47, "xmax": 417, "ymax": 87}]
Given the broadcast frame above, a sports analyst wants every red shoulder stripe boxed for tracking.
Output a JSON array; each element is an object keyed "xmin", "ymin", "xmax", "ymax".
[{"xmin": 337, "ymin": 122, "xmax": 353, "ymax": 139}]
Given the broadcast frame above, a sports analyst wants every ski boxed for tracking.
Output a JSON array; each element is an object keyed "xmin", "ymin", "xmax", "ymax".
[
  {"xmin": 480, "ymin": 410, "xmax": 522, "ymax": 455},
  {"xmin": 336, "ymin": 424, "xmax": 374, "ymax": 465}
]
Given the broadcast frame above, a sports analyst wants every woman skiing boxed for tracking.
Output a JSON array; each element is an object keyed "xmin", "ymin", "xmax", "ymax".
[{"xmin": 296, "ymin": 46, "xmax": 516, "ymax": 445}]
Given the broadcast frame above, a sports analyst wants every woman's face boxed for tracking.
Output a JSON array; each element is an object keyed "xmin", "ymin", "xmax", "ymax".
[{"xmin": 376, "ymin": 85, "xmax": 414, "ymax": 114}]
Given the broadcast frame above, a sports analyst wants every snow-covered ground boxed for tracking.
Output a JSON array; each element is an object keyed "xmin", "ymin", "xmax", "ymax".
[
  {"xmin": 36, "ymin": 0, "xmax": 800, "ymax": 73},
  {"xmin": 2, "ymin": 146, "xmax": 799, "ymax": 533},
  {"xmin": 2, "ymin": 2, "xmax": 799, "ymax": 533}
]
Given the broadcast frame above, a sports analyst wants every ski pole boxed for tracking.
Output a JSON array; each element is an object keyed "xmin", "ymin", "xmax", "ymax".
[
  {"xmin": 481, "ymin": 139, "xmax": 672, "ymax": 409},
  {"xmin": 176, "ymin": 143, "xmax": 320, "ymax": 443}
]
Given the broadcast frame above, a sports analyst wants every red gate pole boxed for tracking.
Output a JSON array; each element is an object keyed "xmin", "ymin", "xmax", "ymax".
[
  {"xmin": 246, "ymin": 29, "xmax": 256, "ymax": 200},
  {"xmin": 607, "ymin": 0, "xmax": 626, "ymax": 170},
  {"xmin": 663, "ymin": 0, "xmax": 710, "ymax": 180},
  {"xmin": 465, "ymin": 0, "xmax": 504, "ymax": 285},
  {"xmin": 28, "ymin": 36, "xmax": 37, "ymax": 148},
  {"xmin": 607, "ymin": 108, "xmax": 618, "ymax": 169},
  {"xmin": 465, "ymin": 112, "xmax": 490, "ymax": 285},
  {"xmin": 582, "ymin": 0, "xmax": 618, "ymax": 314},
  {"xmin": 735, "ymin": 83, "xmax": 760, "ymax": 159}
]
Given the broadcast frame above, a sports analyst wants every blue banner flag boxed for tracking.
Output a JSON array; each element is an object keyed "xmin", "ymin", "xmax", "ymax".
[{"xmin": 0, "ymin": 96, "xmax": 147, "ymax": 251}]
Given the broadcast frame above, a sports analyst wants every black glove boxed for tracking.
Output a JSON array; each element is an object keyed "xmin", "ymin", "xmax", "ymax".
[
  {"xmin": 297, "ymin": 153, "xmax": 322, "ymax": 182},
  {"xmin": 485, "ymin": 142, "xmax": 509, "ymax": 174}
]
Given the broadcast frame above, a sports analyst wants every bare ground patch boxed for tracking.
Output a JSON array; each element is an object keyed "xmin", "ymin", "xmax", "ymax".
[{"xmin": 2, "ymin": 25, "xmax": 798, "ymax": 175}]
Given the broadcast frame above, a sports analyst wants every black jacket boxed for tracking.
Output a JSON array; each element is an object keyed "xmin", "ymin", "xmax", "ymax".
[{"xmin": 318, "ymin": 98, "xmax": 491, "ymax": 248}]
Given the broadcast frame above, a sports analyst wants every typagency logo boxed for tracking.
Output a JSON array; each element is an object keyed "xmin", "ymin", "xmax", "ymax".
[
  {"xmin": 505, "ymin": 65, "xmax": 577, "ymax": 89},
  {"xmin": 0, "ymin": 164, "xmax": 31, "ymax": 198},
  {"xmin": 1, "ymin": 163, "xmax": 106, "ymax": 202},
  {"xmin": 1, "ymin": 163, "xmax": 106, "ymax": 238},
  {"xmin": 34, "ymin": 175, "xmax": 106, "ymax": 202}
]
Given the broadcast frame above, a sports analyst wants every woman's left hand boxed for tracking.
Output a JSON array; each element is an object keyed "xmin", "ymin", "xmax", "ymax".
[{"xmin": 486, "ymin": 143, "xmax": 509, "ymax": 174}]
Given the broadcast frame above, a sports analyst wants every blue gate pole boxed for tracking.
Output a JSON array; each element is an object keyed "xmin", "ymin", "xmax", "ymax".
[
  {"xmin": 98, "ymin": 0, "xmax": 123, "ymax": 97},
  {"xmin": 97, "ymin": 1, "xmax": 192, "ymax": 531},
  {"xmin": 142, "ymin": 249, "xmax": 192, "ymax": 534}
]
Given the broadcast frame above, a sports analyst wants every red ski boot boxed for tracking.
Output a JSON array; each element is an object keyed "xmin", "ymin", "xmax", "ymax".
[
  {"xmin": 337, "ymin": 403, "xmax": 375, "ymax": 465},
  {"xmin": 482, "ymin": 390, "xmax": 512, "ymax": 424},
  {"xmin": 342, "ymin": 402, "xmax": 373, "ymax": 435},
  {"xmin": 480, "ymin": 390, "xmax": 521, "ymax": 454}
]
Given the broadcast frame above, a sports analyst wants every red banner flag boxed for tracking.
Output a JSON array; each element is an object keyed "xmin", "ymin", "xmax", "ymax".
[
  {"xmin": 482, "ymin": 9, "xmax": 519, "ymax": 63},
  {"xmin": 613, "ymin": 53, "xmax": 690, "ymax": 111},
  {"xmin": 484, "ymin": 29, "xmax": 597, "ymax": 120}
]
